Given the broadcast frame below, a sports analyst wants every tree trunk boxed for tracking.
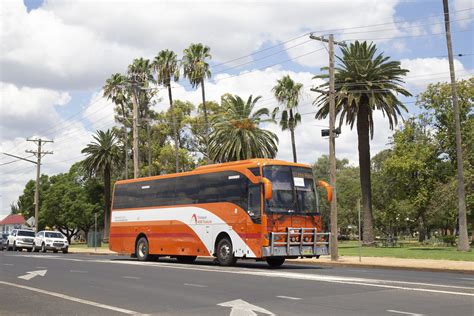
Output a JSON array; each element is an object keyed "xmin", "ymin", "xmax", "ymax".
[
  {"xmin": 201, "ymin": 79, "xmax": 211, "ymax": 163},
  {"xmin": 168, "ymin": 84, "xmax": 179, "ymax": 173},
  {"xmin": 103, "ymin": 165, "xmax": 111, "ymax": 242},
  {"xmin": 418, "ymin": 217, "xmax": 426, "ymax": 242},
  {"xmin": 357, "ymin": 103, "xmax": 375, "ymax": 245},
  {"xmin": 289, "ymin": 109, "xmax": 298, "ymax": 163}
]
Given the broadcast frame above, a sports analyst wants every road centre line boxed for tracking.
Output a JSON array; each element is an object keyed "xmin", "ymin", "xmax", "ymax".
[
  {"xmin": 123, "ymin": 276, "xmax": 141, "ymax": 279},
  {"xmin": 3, "ymin": 263, "xmax": 13, "ymax": 266},
  {"xmin": 387, "ymin": 309, "xmax": 424, "ymax": 316},
  {"xmin": 276, "ymin": 295, "xmax": 301, "ymax": 300},
  {"xmin": 0, "ymin": 281, "xmax": 142, "ymax": 315},
  {"xmin": 36, "ymin": 266, "xmax": 47, "ymax": 269},
  {"xmin": 184, "ymin": 283, "xmax": 208, "ymax": 288},
  {"xmin": 7, "ymin": 255, "xmax": 474, "ymax": 297},
  {"xmin": 70, "ymin": 270, "xmax": 88, "ymax": 273}
]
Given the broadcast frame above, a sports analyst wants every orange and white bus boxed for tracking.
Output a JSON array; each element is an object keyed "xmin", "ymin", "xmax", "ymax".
[{"xmin": 109, "ymin": 159, "xmax": 332, "ymax": 267}]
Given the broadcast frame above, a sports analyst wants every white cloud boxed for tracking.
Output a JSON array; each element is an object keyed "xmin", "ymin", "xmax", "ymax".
[
  {"xmin": 454, "ymin": 0, "xmax": 474, "ymax": 29},
  {"xmin": 401, "ymin": 57, "xmax": 470, "ymax": 90}
]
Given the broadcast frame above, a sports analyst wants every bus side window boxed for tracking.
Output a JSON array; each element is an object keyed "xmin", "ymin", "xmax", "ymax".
[{"xmin": 247, "ymin": 184, "xmax": 261, "ymax": 223}]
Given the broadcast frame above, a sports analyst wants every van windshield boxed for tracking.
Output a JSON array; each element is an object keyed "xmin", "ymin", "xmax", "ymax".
[
  {"xmin": 45, "ymin": 232, "xmax": 64, "ymax": 238},
  {"xmin": 263, "ymin": 165, "xmax": 319, "ymax": 214}
]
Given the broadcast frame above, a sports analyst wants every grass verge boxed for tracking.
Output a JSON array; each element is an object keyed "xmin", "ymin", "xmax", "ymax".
[{"xmin": 339, "ymin": 241, "xmax": 474, "ymax": 261}]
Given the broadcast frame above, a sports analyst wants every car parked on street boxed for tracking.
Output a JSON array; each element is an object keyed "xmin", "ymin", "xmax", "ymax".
[
  {"xmin": 1, "ymin": 233, "xmax": 9, "ymax": 250},
  {"xmin": 33, "ymin": 230, "xmax": 69, "ymax": 253},
  {"xmin": 6, "ymin": 229, "xmax": 35, "ymax": 251}
]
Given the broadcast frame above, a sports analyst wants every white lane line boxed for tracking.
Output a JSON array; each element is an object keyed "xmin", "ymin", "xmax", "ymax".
[
  {"xmin": 458, "ymin": 277, "xmax": 474, "ymax": 281},
  {"xmin": 3, "ymin": 263, "xmax": 13, "ymax": 266},
  {"xmin": 9, "ymin": 255, "xmax": 474, "ymax": 297},
  {"xmin": 276, "ymin": 295, "xmax": 301, "ymax": 300},
  {"xmin": 36, "ymin": 266, "xmax": 47, "ymax": 269},
  {"xmin": 184, "ymin": 283, "xmax": 208, "ymax": 288},
  {"xmin": 387, "ymin": 309, "xmax": 424, "ymax": 316},
  {"xmin": 0, "ymin": 281, "xmax": 141, "ymax": 315},
  {"xmin": 123, "ymin": 276, "xmax": 141, "ymax": 280},
  {"xmin": 70, "ymin": 270, "xmax": 88, "ymax": 273}
]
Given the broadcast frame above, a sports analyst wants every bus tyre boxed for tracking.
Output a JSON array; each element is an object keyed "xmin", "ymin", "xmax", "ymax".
[
  {"xmin": 266, "ymin": 257, "xmax": 285, "ymax": 268},
  {"xmin": 216, "ymin": 237, "xmax": 237, "ymax": 266},
  {"xmin": 176, "ymin": 256, "xmax": 197, "ymax": 264},
  {"xmin": 136, "ymin": 237, "xmax": 150, "ymax": 261}
]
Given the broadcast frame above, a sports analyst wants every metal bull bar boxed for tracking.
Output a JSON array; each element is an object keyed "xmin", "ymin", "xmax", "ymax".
[{"xmin": 264, "ymin": 228, "xmax": 330, "ymax": 257}]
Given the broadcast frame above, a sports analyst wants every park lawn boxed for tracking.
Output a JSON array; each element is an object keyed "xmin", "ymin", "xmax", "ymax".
[{"xmin": 338, "ymin": 241, "xmax": 474, "ymax": 261}]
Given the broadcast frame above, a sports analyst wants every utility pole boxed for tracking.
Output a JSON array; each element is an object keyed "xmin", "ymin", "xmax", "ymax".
[
  {"xmin": 130, "ymin": 81, "xmax": 140, "ymax": 179},
  {"xmin": 122, "ymin": 126, "xmax": 129, "ymax": 179},
  {"xmin": 310, "ymin": 33, "xmax": 346, "ymax": 261},
  {"xmin": 442, "ymin": 0, "xmax": 469, "ymax": 251},
  {"xmin": 25, "ymin": 138, "xmax": 53, "ymax": 233}
]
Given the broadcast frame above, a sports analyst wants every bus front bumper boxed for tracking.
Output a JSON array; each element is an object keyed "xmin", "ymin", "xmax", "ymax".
[{"xmin": 262, "ymin": 245, "xmax": 328, "ymax": 257}]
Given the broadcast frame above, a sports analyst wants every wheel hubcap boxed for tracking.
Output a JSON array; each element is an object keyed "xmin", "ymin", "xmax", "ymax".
[
  {"xmin": 220, "ymin": 244, "xmax": 230, "ymax": 259},
  {"xmin": 138, "ymin": 242, "xmax": 147, "ymax": 257}
]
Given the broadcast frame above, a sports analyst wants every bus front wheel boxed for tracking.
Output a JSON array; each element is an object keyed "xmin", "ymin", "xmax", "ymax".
[
  {"xmin": 216, "ymin": 237, "xmax": 237, "ymax": 266},
  {"xmin": 136, "ymin": 237, "xmax": 150, "ymax": 261},
  {"xmin": 266, "ymin": 257, "xmax": 285, "ymax": 268}
]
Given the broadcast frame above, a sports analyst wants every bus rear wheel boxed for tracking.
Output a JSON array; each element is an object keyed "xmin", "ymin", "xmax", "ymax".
[
  {"xmin": 176, "ymin": 256, "xmax": 197, "ymax": 264},
  {"xmin": 266, "ymin": 257, "xmax": 285, "ymax": 268},
  {"xmin": 216, "ymin": 237, "xmax": 237, "ymax": 266},
  {"xmin": 136, "ymin": 237, "xmax": 150, "ymax": 261}
]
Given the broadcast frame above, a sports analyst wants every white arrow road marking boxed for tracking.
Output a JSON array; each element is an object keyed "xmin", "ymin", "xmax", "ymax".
[
  {"xmin": 218, "ymin": 299, "xmax": 274, "ymax": 316},
  {"xmin": 387, "ymin": 309, "xmax": 424, "ymax": 316},
  {"xmin": 0, "ymin": 281, "xmax": 141, "ymax": 315},
  {"xmin": 18, "ymin": 270, "xmax": 47, "ymax": 280}
]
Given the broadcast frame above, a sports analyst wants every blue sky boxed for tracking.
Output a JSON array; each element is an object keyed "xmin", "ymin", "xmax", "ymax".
[{"xmin": 1, "ymin": 0, "xmax": 473, "ymax": 217}]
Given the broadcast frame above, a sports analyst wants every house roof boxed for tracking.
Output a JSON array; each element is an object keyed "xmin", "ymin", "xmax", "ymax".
[{"xmin": 0, "ymin": 214, "xmax": 26, "ymax": 225}]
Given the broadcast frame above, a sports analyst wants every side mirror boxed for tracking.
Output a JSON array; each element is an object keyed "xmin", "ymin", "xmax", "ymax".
[
  {"xmin": 317, "ymin": 180, "xmax": 333, "ymax": 202},
  {"xmin": 261, "ymin": 178, "xmax": 273, "ymax": 200}
]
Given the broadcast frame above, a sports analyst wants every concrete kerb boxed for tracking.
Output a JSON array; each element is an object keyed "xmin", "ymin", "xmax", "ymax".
[{"xmin": 67, "ymin": 247, "xmax": 474, "ymax": 273}]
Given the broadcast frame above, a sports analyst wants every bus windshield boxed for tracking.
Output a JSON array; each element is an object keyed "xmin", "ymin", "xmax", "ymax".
[{"xmin": 263, "ymin": 165, "xmax": 319, "ymax": 214}]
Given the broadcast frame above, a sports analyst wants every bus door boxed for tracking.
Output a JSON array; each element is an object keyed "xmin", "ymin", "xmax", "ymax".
[{"xmin": 246, "ymin": 183, "xmax": 262, "ymax": 256}]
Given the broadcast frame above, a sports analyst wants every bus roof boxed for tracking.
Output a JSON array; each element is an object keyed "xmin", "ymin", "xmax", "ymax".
[{"xmin": 115, "ymin": 158, "xmax": 311, "ymax": 185}]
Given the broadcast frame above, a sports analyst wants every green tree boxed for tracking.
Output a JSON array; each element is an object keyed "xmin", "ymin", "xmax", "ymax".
[
  {"xmin": 272, "ymin": 75, "xmax": 304, "ymax": 162},
  {"xmin": 17, "ymin": 175, "xmax": 50, "ymax": 225},
  {"xmin": 153, "ymin": 49, "xmax": 181, "ymax": 172},
  {"xmin": 81, "ymin": 129, "xmax": 122, "ymax": 241},
  {"xmin": 42, "ymin": 165, "xmax": 101, "ymax": 243},
  {"xmin": 314, "ymin": 41, "xmax": 411, "ymax": 245},
  {"xmin": 208, "ymin": 94, "xmax": 278, "ymax": 162},
  {"xmin": 382, "ymin": 119, "xmax": 439, "ymax": 241},
  {"xmin": 417, "ymin": 78, "xmax": 473, "ymax": 244},
  {"xmin": 182, "ymin": 43, "xmax": 212, "ymax": 161}
]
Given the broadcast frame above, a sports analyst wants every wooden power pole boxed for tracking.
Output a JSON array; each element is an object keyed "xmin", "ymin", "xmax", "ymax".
[
  {"xmin": 26, "ymin": 138, "xmax": 53, "ymax": 232},
  {"xmin": 442, "ymin": 0, "xmax": 469, "ymax": 251},
  {"xmin": 310, "ymin": 33, "xmax": 346, "ymax": 261},
  {"xmin": 130, "ymin": 82, "xmax": 140, "ymax": 179}
]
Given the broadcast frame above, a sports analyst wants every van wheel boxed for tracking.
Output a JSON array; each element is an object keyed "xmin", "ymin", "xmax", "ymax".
[
  {"xmin": 266, "ymin": 257, "xmax": 285, "ymax": 268},
  {"xmin": 176, "ymin": 256, "xmax": 197, "ymax": 264},
  {"xmin": 12, "ymin": 242, "xmax": 17, "ymax": 251},
  {"xmin": 216, "ymin": 237, "xmax": 237, "ymax": 266},
  {"xmin": 136, "ymin": 237, "xmax": 150, "ymax": 261},
  {"xmin": 41, "ymin": 243, "xmax": 46, "ymax": 253},
  {"xmin": 27, "ymin": 247, "xmax": 32, "ymax": 252},
  {"xmin": 6, "ymin": 242, "xmax": 11, "ymax": 251},
  {"xmin": 63, "ymin": 248, "xmax": 68, "ymax": 254}
]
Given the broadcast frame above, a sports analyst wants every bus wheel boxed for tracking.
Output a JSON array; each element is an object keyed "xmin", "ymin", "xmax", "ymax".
[
  {"xmin": 176, "ymin": 256, "xmax": 197, "ymax": 264},
  {"xmin": 216, "ymin": 237, "xmax": 237, "ymax": 266},
  {"xmin": 266, "ymin": 257, "xmax": 285, "ymax": 268},
  {"xmin": 136, "ymin": 237, "xmax": 150, "ymax": 261}
]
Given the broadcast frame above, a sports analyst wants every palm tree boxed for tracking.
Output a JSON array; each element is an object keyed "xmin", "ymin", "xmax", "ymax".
[
  {"xmin": 272, "ymin": 75, "xmax": 304, "ymax": 162},
  {"xmin": 209, "ymin": 94, "xmax": 278, "ymax": 162},
  {"xmin": 314, "ymin": 41, "xmax": 411, "ymax": 245},
  {"xmin": 182, "ymin": 43, "xmax": 212, "ymax": 161},
  {"xmin": 153, "ymin": 49, "xmax": 180, "ymax": 172},
  {"xmin": 81, "ymin": 129, "xmax": 122, "ymax": 241},
  {"xmin": 104, "ymin": 73, "xmax": 130, "ymax": 178}
]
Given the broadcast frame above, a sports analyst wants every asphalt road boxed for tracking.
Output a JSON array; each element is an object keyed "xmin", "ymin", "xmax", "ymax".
[{"xmin": 0, "ymin": 251, "xmax": 472, "ymax": 316}]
